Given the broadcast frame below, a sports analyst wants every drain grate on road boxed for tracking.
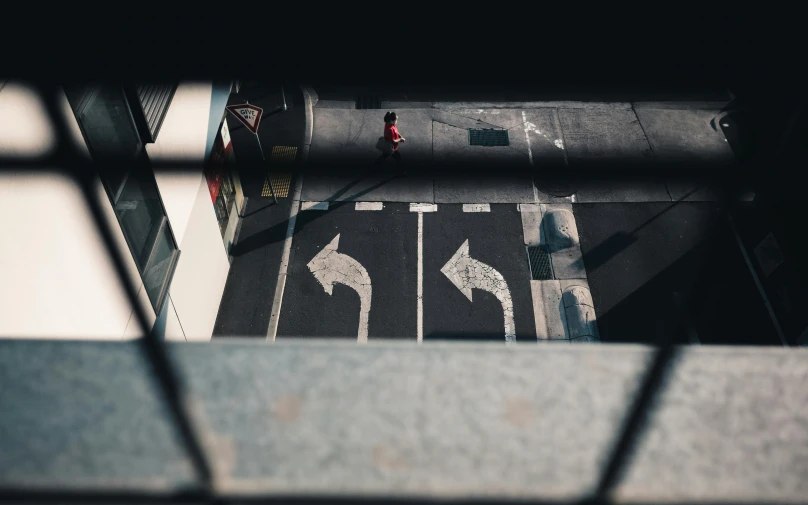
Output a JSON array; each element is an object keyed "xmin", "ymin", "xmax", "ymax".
[
  {"xmin": 469, "ymin": 129, "xmax": 509, "ymax": 146},
  {"xmin": 262, "ymin": 172, "xmax": 292, "ymax": 198},
  {"xmin": 527, "ymin": 246, "xmax": 554, "ymax": 280}
]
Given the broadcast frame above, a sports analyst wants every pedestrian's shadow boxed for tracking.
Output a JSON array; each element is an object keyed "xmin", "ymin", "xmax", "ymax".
[{"xmin": 231, "ymin": 169, "xmax": 401, "ymax": 257}]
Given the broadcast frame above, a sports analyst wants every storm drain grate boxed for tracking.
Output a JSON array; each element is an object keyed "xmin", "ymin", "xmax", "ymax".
[
  {"xmin": 469, "ymin": 129, "xmax": 509, "ymax": 146},
  {"xmin": 527, "ymin": 246, "xmax": 553, "ymax": 280}
]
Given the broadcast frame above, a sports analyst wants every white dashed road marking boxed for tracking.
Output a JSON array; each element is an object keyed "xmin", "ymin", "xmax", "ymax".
[
  {"xmin": 355, "ymin": 202, "xmax": 384, "ymax": 211},
  {"xmin": 410, "ymin": 203, "xmax": 437, "ymax": 213},
  {"xmin": 462, "ymin": 204, "xmax": 490, "ymax": 212},
  {"xmin": 301, "ymin": 201, "xmax": 329, "ymax": 211}
]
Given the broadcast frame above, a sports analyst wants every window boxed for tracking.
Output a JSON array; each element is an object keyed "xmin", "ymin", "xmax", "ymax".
[{"xmin": 65, "ymin": 84, "xmax": 180, "ymax": 315}]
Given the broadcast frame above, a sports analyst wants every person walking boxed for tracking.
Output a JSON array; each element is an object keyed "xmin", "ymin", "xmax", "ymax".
[{"xmin": 374, "ymin": 111, "xmax": 405, "ymax": 166}]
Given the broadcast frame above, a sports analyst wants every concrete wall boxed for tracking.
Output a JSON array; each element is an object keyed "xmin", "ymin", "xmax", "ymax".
[
  {"xmin": 0, "ymin": 82, "xmax": 154, "ymax": 340},
  {"xmin": 148, "ymin": 82, "xmax": 230, "ymax": 342}
]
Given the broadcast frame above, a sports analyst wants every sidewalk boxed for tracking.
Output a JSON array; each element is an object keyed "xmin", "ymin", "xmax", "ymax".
[{"xmin": 303, "ymin": 102, "xmax": 740, "ymax": 204}]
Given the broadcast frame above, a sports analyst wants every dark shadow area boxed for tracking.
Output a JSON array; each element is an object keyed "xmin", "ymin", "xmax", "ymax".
[
  {"xmin": 592, "ymin": 221, "xmax": 780, "ymax": 345},
  {"xmin": 230, "ymin": 172, "xmax": 401, "ymax": 258}
]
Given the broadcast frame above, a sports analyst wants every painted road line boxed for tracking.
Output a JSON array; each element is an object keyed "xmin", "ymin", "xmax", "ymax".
[
  {"xmin": 521, "ymin": 110, "xmax": 534, "ymax": 167},
  {"xmin": 441, "ymin": 239, "xmax": 515, "ymax": 343},
  {"xmin": 518, "ymin": 204, "xmax": 541, "ymax": 213},
  {"xmin": 410, "ymin": 203, "xmax": 437, "ymax": 213},
  {"xmin": 307, "ymin": 234, "xmax": 372, "ymax": 344},
  {"xmin": 355, "ymin": 202, "xmax": 384, "ymax": 211},
  {"xmin": 301, "ymin": 201, "xmax": 329, "ymax": 211},
  {"xmin": 462, "ymin": 204, "xmax": 490, "ymax": 213},
  {"xmin": 417, "ymin": 211, "xmax": 424, "ymax": 343},
  {"xmin": 267, "ymin": 175, "xmax": 304, "ymax": 341}
]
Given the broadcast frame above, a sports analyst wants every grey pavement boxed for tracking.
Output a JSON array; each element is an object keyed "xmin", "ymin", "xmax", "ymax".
[
  {"xmin": 3, "ymin": 339, "xmax": 807, "ymax": 502},
  {"xmin": 303, "ymin": 103, "xmax": 741, "ymax": 204}
]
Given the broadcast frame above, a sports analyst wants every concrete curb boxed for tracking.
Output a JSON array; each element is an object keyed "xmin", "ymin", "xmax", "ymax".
[
  {"xmin": 299, "ymin": 84, "xmax": 318, "ymax": 163},
  {"xmin": 631, "ymin": 100, "xmax": 731, "ymax": 110},
  {"xmin": 434, "ymin": 101, "xmax": 634, "ymax": 110}
]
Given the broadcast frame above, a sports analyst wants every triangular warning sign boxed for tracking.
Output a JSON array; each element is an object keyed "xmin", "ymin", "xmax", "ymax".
[{"xmin": 226, "ymin": 104, "xmax": 264, "ymax": 134}]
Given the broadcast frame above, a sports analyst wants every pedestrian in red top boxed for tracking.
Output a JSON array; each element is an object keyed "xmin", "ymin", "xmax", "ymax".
[{"xmin": 374, "ymin": 111, "xmax": 405, "ymax": 166}]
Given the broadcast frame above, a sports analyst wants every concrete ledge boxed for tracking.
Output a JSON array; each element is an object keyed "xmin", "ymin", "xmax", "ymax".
[
  {"xmin": 631, "ymin": 100, "xmax": 731, "ymax": 110},
  {"xmin": 434, "ymin": 101, "xmax": 634, "ymax": 110},
  {"xmin": 3, "ymin": 340, "xmax": 807, "ymax": 502}
]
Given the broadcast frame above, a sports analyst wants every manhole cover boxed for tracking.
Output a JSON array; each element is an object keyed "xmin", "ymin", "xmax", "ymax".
[
  {"xmin": 527, "ymin": 246, "xmax": 553, "ymax": 280},
  {"xmin": 469, "ymin": 129, "xmax": 509, "ymax": 146}
]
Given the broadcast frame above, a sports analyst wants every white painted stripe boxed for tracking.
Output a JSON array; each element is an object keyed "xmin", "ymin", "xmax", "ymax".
[
  {"xmin": 570, "ymin": 194, "xmax": 577, "ymax": 203},
  {"xmin": 267, "ymin": 175, "xmax": 304, "ymax": 341},
  {"xmin": 518, "ymin": 203, "xmax": 541, "ymax": 213},
  {"xmin": 727, "ymin": 214, "xmax": 788, "ymax": 346},
  {"xmin": 301, "ymin": 201, "xmax": 329, "ymax": 211},
  {"xmin": 410, "ymin": 203, "xmax": 437, "ymax": 213},
  {"xmin": 462, "ymin": 204, "xmax": 490, "ymax": 212},
  {"xmin": 355, "ymin": 202, "xmax": 384, "ymax": 211},
  {"xmin": 521, "ymin": 110, "xmax": 534, "ymax": 167},
  {"xmin": 417, "ymin": 212, "xmax": 424, "ymax": 343}
]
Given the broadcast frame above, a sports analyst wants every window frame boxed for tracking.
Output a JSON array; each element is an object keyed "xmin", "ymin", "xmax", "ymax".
[{"xmin": 66, "ymin": 84, "xmax": 181, "ymax": 316}]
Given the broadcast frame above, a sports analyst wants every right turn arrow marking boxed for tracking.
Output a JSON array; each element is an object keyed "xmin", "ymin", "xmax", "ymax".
[{"xmin": 441, "ymin": 239, "xmax": 516, "ymax": 342}]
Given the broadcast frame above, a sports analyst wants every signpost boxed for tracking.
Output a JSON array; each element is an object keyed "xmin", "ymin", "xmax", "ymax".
[{"xmin": 226, "ymin": 102, "xmax": 277, "ymax": 203}]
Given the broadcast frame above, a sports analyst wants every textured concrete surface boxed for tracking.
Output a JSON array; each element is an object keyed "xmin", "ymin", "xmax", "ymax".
[
  {"xmin": 541, "ymin": 204, "xmax": 587, "ymax": 280},
  {"xmin": 530, "ymin": 280, "xmax": 568, "ymax": 340},
  {"xmin": 558, "ymin": 107, "xmax": 654, "ymax": 162},
  {"xmin": 574, "ymin": 178, "xmax": 673, "ymax": 203},
  {"xmin": 301, "ymin": 173, "xmax": 434, "ymax": 203},
  {"xmin": 3, "ymin": 340, "xmax": 807, "ymax": 503},
  {"xmin": 308, "ymin": 109, "xmax": 433, "ymax": 165},
  {"xmin": 433, "ymin": 175, "xmax": 535, "ymax": 204},
  {"xmin": 633, "ymin": 108, "xmax": 736, "ymax": 163},
  {"xmin": 431, "ymin": 121, "xmax": 526, "ymax": 167}
]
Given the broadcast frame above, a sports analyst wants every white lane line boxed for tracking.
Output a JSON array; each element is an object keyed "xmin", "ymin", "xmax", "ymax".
[
  {"xmin": 462, "ymin": 203, "xmax": 490, "ymax": 212},
  {"xmin": 355, "ymin": 202, "xmax": 384, "ymax": 211},
  {"xmin": 518, "ymin": 203, "xmax": 540, "ymax": 213},
  {"xmin": 301, "ymin": 201, "xmax": 329, "ymax": 211},
  {"xmin": 267, "ymin": 175, "xmax": 304, "ymax": 341},
  {"xmin": 410, "ymin": 203, "xmax": 437, "ymax": 213},
  {"xmin": 521, "ymin": 110, "xmax": 534, "ymax": 167},
  {"xmin": 417, "ymin": 211, "xmax": 424, "ymax": 343},
  {"xmin": 571, "ymin": 194, "xmax": 577, "ymax": 203}
]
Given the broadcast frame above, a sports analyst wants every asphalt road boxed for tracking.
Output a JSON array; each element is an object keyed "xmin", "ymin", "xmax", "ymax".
[{"xmin": 574, "ymin": 202, "xmax": 779, "ymax": 345}]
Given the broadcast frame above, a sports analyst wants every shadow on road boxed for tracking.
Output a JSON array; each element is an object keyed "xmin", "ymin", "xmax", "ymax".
[{"xmin": 231, "ymin": 170, "xmax": 402, "ymax": 257}]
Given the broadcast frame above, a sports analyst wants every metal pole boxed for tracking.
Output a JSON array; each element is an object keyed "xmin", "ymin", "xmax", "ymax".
[{"xmin": 255, "ymin": 132, "xmax": 278, "ymax": 204}]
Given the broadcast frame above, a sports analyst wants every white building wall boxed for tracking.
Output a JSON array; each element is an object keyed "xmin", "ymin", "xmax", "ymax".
[
  {"xmin": 0, "ymin": 82, "xmax": 154, "ymax": 340},
  {"xmin": 147, "ymin": 82, "xmax": 230, "ymax": 341}
]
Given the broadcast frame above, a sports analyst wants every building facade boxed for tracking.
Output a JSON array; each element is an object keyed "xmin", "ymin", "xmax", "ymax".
[{"xmin": 0, "ymin": 80, "xmax": 242, "ymax": 341}]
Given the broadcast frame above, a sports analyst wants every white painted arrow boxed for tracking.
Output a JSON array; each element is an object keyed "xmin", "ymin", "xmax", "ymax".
[
  {"xmin": 441, "ymin": 239, "xmax": 515, "ymax": 342},
  {"xmin": 307, "ymin": 234, "xmax": 372, "ymax": 343}
]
